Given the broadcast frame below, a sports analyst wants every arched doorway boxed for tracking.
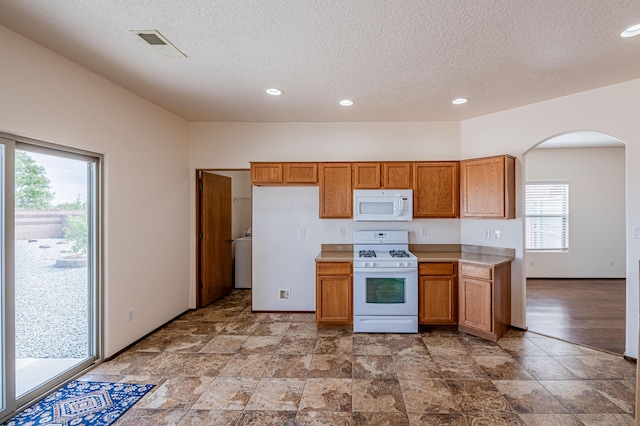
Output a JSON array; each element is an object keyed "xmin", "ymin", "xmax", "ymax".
[{"xmin": 523, "ymin": 131, "xmax": 626, "ymax": 354}]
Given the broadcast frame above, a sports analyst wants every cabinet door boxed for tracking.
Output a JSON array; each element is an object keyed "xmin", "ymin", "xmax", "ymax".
[
  {"xmin": 459, "ymin": 277, "xmax": 492, "ymax": 333},
  {"xmin": 413, "ymin": 162, "xmax": 459, "ymax": 218},
  {"xmin": 419, "ymin": 276, "xmax": 456, "ymax": 324},
  {"xmin": 251, "ymin": 162, "xmax": 283, "ymax": 184},
  {"xmin": 382, "ymin": 162, "xmax": 412, "ymax": 189},
  {"xmin": 460, "ymin": 156, "xmax": 515, "ymax": 218},
  {"xmin": 316, "ymin": 275, "xmax": 352, "ymax": 323},
  {"xmin": 319, "ymin": 163, "xmax": 353, "ymax": 218},
  {"xmin": 353, "ymin": 163, "xmax": 381, "ymax": 188},
  {"xmin": 284, "ymin": 163, "xmax": 318, "ymax": 184}
]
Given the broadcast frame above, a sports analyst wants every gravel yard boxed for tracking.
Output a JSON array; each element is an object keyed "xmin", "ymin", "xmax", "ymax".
[{"xmin": 15, "ymin": 238, "xmax": 89, "ymax": 359}]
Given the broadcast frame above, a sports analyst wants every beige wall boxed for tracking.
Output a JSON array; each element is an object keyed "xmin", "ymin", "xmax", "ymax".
[
  {"xmin": 0, "ymin": 25, "xmax": 191, "ymax": 357},
  {"xmin": 5, "ymin": 19, "xmax": 637, "ymax": 358},
  {"xmin": 189, "ymin": 121, "xmax": 462, "ymax": 305},
  {"xmin": 190, "ymin": 121, "xmax": 461, "ymax": 167},
  {"xmin": 190, "ymin": 80, "xmax": 640, "ymax": 358},
  {"xmin": 526, "ymin": 147, "xmax": 625, "ymax": 278},
  {"xmin": 460, "ymin": 78, "xmax": 640, "ymax": 357}
]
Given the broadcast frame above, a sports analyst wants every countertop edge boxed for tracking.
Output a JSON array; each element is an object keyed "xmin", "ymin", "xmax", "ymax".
[{"xmin": 315, "ymin": 251, "xmax": 514, "ymax": 267}]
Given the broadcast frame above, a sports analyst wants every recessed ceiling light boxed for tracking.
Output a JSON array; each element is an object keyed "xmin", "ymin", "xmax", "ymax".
[
  {"xmin": 266, "ymin": 88, "xmax": 284, "ymax": 96},
  {"xmin": 621, "ymin": 23, "xmax": 640, "ymax": 38},
  {"xmin": 452, "ymin": 97, "xmax": 469, "ymax": 105},
  {"xmin": 339, "ymin": 99, "xmax": 354, "ymax": 106}
]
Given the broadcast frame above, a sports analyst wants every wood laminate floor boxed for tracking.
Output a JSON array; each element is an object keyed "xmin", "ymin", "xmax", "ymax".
[{"xmin": 526, "ymin": 279, "xmax": 626, "ymax": 355}]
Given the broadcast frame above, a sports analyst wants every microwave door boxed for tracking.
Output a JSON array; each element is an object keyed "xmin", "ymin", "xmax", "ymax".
[{"xmin": 358, "ymin": 199, "xmax": 394, "ymax": 220}]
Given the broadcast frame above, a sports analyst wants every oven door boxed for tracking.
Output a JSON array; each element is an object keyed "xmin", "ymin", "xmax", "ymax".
[{"xmin": 353, "ymin": 267, "xmax": 418, "ymax": 316}]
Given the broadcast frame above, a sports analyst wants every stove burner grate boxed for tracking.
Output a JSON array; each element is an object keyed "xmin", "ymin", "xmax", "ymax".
[
  {"xmin": 389, "ymin": 250, "xmax": 410, "ymax": 258},
  {"xmin": 359, "ymin": 250, "xmax": 377, "ymax": 258}
]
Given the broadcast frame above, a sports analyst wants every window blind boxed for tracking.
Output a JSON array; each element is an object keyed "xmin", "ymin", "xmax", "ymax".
[{"xmin": 525, "ymin": 182, "xmax": 569, "ymax": 251}]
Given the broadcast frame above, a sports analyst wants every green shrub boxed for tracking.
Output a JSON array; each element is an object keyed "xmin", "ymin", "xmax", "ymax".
[{"xmin": 63, "ymin": 214, "xmax": 88, "ymax": 255}]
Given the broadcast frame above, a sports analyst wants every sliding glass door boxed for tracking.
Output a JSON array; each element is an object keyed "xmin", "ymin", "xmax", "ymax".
[
  {"xmin": 0, "ymin": 136, "xmax": 101, "ymax": 422},
  {"xmin": 0, "ymin": 137, "xmax": 12, "ymax": 421}
]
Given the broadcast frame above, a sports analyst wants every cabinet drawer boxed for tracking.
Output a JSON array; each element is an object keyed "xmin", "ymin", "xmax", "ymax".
[
  {"xmin": 419, "ymin": 262, "xmax": 454, "ymax": 276},
  {"xmin": 317, "ymin": 262, "xmax": 352, "ymax": 275},
  {"xmin": 460, "ymin": 263, "xmax": 492, "ymax": 280}
]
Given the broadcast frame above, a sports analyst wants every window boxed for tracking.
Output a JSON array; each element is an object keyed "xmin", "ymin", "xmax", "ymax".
[{"xmin": 526, "ymin": 182, "xmax": 569, "ymax": 251}]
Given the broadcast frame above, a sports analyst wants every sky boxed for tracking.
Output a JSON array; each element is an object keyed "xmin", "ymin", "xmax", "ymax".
[{"xmin": 25, "ymin": 151, "xmax": 88, "ymax": 206}]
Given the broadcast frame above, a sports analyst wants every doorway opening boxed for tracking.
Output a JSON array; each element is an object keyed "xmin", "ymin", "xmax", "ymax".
[
  {"xmin": 1, "ymin": 136, "xmax": 102, "ymax": 423},
  {"xmin": 524, "ymin": 131, "xmax": 626, "ymax": 354},
  {"xmin": 195, "ymin": 169, "xmax": 251, "ymax": 308}
]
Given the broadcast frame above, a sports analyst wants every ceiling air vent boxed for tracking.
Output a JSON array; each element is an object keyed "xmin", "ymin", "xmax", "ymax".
[{"xmin": 130, "ymin": 30, "xmax": 186, "ymax": 58}]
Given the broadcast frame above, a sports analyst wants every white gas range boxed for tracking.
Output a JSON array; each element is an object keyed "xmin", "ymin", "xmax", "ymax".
[{"xmin": 352, "ymin": 230, "xmax": 418, "ymax": 333}]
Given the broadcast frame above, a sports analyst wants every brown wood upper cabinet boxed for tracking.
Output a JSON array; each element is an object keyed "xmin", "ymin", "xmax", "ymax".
[
  {"xmin": 284, "ymin": 163, "xmax": 317, "ymax": 184},
  {"xmin": 252, "ymin": 162, "xmax": 318, "ymax": 185},
  {"xmin": 382, "ymin": 162, "xmax": 412, "ymax": 188},
  {"xmin": 353, "ymin": 162, "xmax": 411, "ymax": 189},
  {"xmin": 251, "ymin": 162, "xmax": 283, "ymax": 184},
  {"xmin": 319, "ymin": 163, "xmax": 353, "ymax": 218},
  {"xmin": 460, "ymin": 155, "xmax": 515, "ymax": 219},
  {"xmin": 353, "ymin": 163, "xmax": 381, "ymax": 188},
  {"xmin": 413, "ymin": 162, "xmax": 460, "ymax": 218}
]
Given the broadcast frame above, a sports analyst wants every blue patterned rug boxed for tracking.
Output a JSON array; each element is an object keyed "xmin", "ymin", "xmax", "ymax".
[{"xmin": 3, "ymin": 380, "xmax": 154, "ymax": 426}]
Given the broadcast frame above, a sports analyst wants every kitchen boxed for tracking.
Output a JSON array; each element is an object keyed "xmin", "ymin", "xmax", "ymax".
[
  {"xmin": 1, "ymin": 2, "xmax": 640, "ymax": 422},
  {"xmin": 244, "ymin": 158, "xmax": 514, "ymax": 341},
  {"xmin": 190, "ymin": 111, "xmax": 640, "ymax": 360}
]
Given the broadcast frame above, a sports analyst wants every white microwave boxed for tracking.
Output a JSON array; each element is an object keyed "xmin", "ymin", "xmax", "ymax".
[{"xmin": 353, "ymin": 189, "xmax": 413, "ymax": 221}]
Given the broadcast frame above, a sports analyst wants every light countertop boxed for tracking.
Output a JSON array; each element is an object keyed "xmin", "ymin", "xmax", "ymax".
[{"xmin": 315, "ymin": 244, "xmax": 514, "ymax": 267}]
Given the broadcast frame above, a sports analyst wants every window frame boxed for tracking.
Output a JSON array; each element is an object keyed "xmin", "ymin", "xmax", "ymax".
[{"xmin": 525, "ymin": 181, "xmax": 569, "ymax": 252}]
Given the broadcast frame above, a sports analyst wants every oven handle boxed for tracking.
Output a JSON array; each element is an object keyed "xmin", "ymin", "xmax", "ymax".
[{"xmin": 354, "ymin": 267, "xmax": 418, "ymax": 274}]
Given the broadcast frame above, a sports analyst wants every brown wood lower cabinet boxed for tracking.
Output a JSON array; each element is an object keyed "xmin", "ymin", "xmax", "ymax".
[
  {"xmin": 458, "ymin": 262, "xmax": 511, "ymax": 341},
  {"xmin": 315, "ymin": 261, "xmax": 353, "ymax": 324},
  {"xmin": 315, "ymin": 259, "xmax": 512, "ymax": 341},
  {"xmin": 418, "ymin": 262, "xmax": 457, "ymax": 324}
]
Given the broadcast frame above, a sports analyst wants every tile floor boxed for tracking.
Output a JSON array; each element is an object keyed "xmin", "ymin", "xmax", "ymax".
[{"xmin": 81, "ymin": 290, "xmax": 637, "ymax": 425}]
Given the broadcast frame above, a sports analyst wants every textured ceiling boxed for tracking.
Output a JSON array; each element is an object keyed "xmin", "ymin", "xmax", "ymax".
[{"xmin": 1, "ymin": 1, "xmax": 639, "ymax": 122}]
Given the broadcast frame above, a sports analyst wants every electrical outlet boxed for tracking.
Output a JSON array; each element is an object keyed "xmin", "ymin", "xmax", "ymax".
[
  {"xmin": 494, "ymin": 230, "xmax": 502, "ymax": 240},
  {"xmin": 279, "ymin": 289, "xmax": 291, "ymax": 300},
  {"xmin": 339, "ymin": 228, "xmax": 346, "ymax": 237},
  {"xmin": 127, "ymin": 308, "xmax": 134, "ymax": 322},
  {"xmin": 609, "ymin": 259, "xmax": 615, "ymax": 267},
  {"xmin": 484, "ymin": 229, "xmax": 490, "ymax": 239},
  {"xmin": 299, "ymin": 227, "xmax": 305, "ymax": 237},
  {"xmin": 421, "ymin": 228, "xmax": 427, "ymax": 237}
]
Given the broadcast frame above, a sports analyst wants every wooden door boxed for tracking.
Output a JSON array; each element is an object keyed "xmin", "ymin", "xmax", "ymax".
[
  {"xmin": 382, "ymin": 162, "xmax": 412, "ymax": 188},
  {"xmin": 413, "ymin": 162, "xmax": 459, "ymax": 218},
  {"xmin": 460, "ymin": 155, "xmax": 515, "ymax": 218},
  {"xmin": 319, "ymin": 163, "xmax": 353, "ymax": 218},
  {"xmin": 198, "ymin": 172, "xmax": 233, "ymax": 307},
  {"xmin": 459, "ymin": 277, "xmax": 493, "ymax": 332},
  {"xmin": 419, "ymin": 276, "xmax": 456, "ymax": 324},
  {"xmin": 284, "ymin": 163, "xmax": 318, "ymax": 183},
  {"xmin": 251, "ymin": 162, "xmax": 283, "ymax": 184},
  {"xmin": 316, "ymin": 262, "xmax": 352, "ymax": 324},
  {"xmin": 353, "ymin": 163, "xmax": 381, "ymax": 188}
]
